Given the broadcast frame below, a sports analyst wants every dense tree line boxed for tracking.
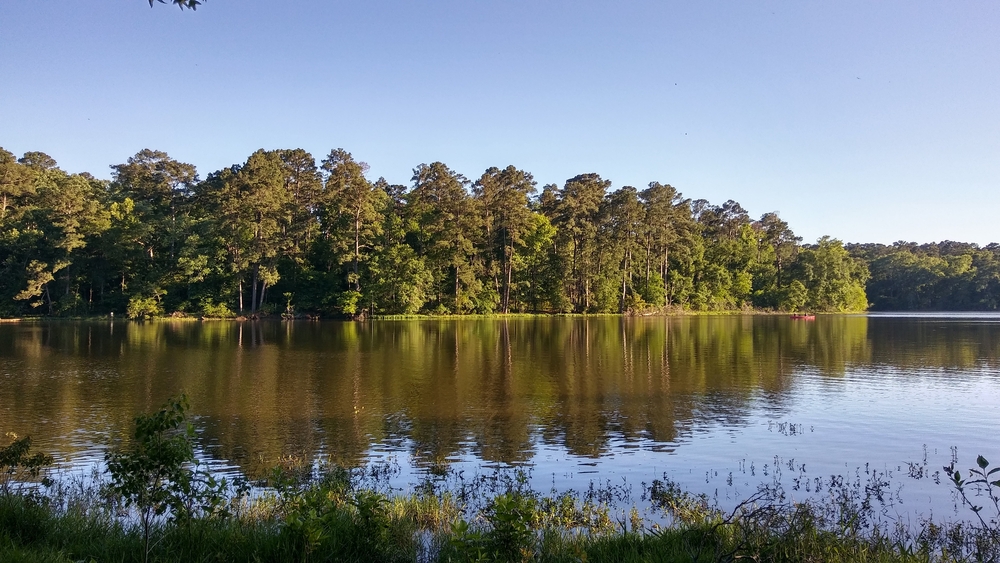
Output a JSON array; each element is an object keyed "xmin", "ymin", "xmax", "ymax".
[
  {"xmin": 0, "ymin": 145, "xmax": 882, "ymax": 318},
  {"xmin": 848, "ymin": 241, "xmax": 1000, "ymax": 310}
]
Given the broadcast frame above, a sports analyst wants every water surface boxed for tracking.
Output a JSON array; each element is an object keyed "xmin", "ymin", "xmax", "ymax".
[{"xmin": 2, "ymin": 315, "xmax": 999, "ymax": 515}]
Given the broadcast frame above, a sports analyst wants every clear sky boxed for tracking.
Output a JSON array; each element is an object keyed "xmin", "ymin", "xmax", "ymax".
[{"xmin": 2, "ymin": 1, "xmax": 998, "ymax": 244}]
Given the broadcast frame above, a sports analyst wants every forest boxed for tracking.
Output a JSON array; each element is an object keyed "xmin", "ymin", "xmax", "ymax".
[{"xmin": 0, "ymin": 145, "xmax": 994, "ymax": 318}]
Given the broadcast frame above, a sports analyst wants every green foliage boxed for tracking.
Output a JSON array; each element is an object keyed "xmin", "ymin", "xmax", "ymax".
[
  {"xmin": 105, "ymin": 395, "xmax": 195, "ymax": 561},
  {"xmin": 791, "ymin": 237, "xmax": 870, "ymax": 312},
  {"xmin": 10, "ymin": 142, "xmax": 1000, "ymax": 318},
  {"xmin": 0, "ymin": 434, "xmax": 53, "ymax": 495},
  {"xmin": 484, "ymin": 492, "xmax": 537, "ymax": 561},
  {"xmin": 126, "ymin": 293, "xmax": 164, "ymax": 319},
  {"xmin": 337, "ymin": 289, "xmax": 362, "ymax": 315},
  {"xmin": 857, "ymin": 241, "xmax": 1000, "ymax": 311},
  {"xmin": 944, "ymin": 454, "xmax": 1000, "ymax": 546},
  {"xmin": 639, "ymin": 272, "xmax": 666, "ymax": 308},
  {"xmin": 780, "ymin": 280, "xmax": 809, "ymax": 312},
  {"xmin": 198, "ymin": 298, "xmax": 235, "ymax": 318},
  {"xmin": 474, "ymin": 166, "xmax": 537, "ymax": 313},
  {"xmin": 274, "ymin": 469, "xmax": 416, "ymax": 561}
]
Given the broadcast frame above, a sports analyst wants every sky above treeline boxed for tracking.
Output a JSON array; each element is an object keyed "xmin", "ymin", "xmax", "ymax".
[{"xmin": 2, "ymin": 1, "xmax": 998, "ymax": 245}]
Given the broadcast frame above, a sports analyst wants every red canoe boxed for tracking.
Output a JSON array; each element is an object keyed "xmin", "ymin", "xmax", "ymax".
[{"xmin": 790, "ymin": 314, "xmax": 816, "ymax": 320}]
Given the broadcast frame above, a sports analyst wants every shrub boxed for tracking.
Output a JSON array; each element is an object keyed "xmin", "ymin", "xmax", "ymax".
[
  {"xmin": 126, "ymin": 295, "xmax": 163, "ymax": 320},
  {"xmin": 199, "ymin": 299, "xmax": 235, "ymax": 318},
  {"xmin": 105, "ymin": 396, "xmax": 195, "ymax": 563}
]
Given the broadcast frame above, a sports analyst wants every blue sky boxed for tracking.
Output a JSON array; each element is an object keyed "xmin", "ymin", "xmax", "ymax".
[{"xmin": 2, "ymin": 1, "xmax": 998, "ymax": 244}]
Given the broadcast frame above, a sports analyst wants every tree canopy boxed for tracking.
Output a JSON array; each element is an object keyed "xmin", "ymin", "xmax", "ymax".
[{"xmin": 2, "ymin": 143, "xmax": 987, "ymax": 319}]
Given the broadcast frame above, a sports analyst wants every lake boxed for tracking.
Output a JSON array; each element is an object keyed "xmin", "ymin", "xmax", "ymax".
[{"xmin": 2, "ymin": 314, "xmax": 999, "ymax": 518}]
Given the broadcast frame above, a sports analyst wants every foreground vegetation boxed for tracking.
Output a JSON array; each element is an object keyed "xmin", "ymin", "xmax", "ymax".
[{"xmin": 3, "ymin": 398, "xmax": 1000, "ymax": 562}]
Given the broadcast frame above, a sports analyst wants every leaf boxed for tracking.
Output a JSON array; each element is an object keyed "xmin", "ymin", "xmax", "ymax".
[{"xmin": 977, "ymin": 455, "xmax": 989, "ymax": 469}]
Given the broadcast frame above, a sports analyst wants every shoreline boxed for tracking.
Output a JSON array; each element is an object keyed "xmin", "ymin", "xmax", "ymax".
[{"xmin": 0, "ymin": 309, "xmax": 849, "ymax": 323}]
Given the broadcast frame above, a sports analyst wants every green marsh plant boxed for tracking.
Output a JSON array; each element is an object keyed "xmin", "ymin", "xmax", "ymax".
[{"xmin": 104, "ymin": 394, "xmax": 234, "ymax": 562}]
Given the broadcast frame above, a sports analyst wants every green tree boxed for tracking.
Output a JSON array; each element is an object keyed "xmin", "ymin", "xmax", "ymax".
[
  {"xmin": 639, "ymin": 182, "xmax": 695, "ymax": 306},
  {"xmin": 748, "ymin": 212, "xmax": 801, "ymax": 309},
  {"xmin": 0, "ymin": 148, "xmax": 33, "ymax": 223},
  {"xmin": 473, "ymin": 166, "xmax": 536, "ymax": 313},
  {"xmin": 690, "ymin": 199, "xmax": 760, "ymax": 309},
  {"xmin": 791, "ymin": 237, "xmax": 869, "ymax": 312},
  {"xmin": 17, "ymin": 151, "xmax": 58, "ymax": 172},
  {"xmin": 102, "ymin": 149, "xmax": 198, "ymax": 312},
  {"xmin": 106, "ymin": 396, "xmax": 196, "ymax": 563},
  {"xmin": 320, "ymin": 149, "xmax": 384, "ymax": 303},
  {"xmin": 194, "ymin": 150, "xmax": 311, "ymax": 314},
  {"xmin": 755, "ymin": 212, "xmax": 800, "ymax": 286},
  {"xmin": 542, "ymin": 174, "xmax": 610, "ymax": 311},
  {"xmin": 407, "ymin": 162, "xmax": 482, "ymax": 313},
  {"xmin": 11, "ymin": 166, "xmax": 108, "ymax": 314},
  {"xmin": 367, "ymin": 180, "xmax": 433, "ymax": 314},
  {"xmin": 517, "ymin": 212, "xmax": 565, "ymax": 312},
  {"xmin": 600, "ymin": 186, "xmax": 646, "ymax": 312}
]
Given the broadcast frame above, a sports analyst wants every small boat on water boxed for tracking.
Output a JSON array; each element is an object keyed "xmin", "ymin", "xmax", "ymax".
[{"xmin": 790, "ymin": 314, "xmax": 816, "ymax": 320}]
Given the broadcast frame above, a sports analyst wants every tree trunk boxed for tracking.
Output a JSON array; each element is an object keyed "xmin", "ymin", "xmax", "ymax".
[
  {"xmin": 354, "ymin": 214, "xmax": 361, "ymax": 292},
  {"xmin": 662, "ymin": 247, "xmax": 669, "ymax": 306},
  {"xmin": 621, "ymin": 256, "xmax": 627, "ymax": 313},
  {"xmin": 644, "ymin": 238, "xmax": 651, "ymax": 290},
  {"xmin": 251, "ymin": 266, "xmax": 259, "ymax": 314},
  {"xmin": 571, "ymin": 236, "xmax": 580, "ymax": 308},
  {"xmin": 454, "ymin": 265, "xmax": 461, "ymax": 313},
  {"xmin": 503, "ymin": 258, "xmax": 513, "ymax": 314}
]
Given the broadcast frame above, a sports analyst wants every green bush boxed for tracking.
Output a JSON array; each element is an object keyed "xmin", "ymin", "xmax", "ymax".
[
  {"xmin": 199, "ymin": 299, "xmax": 235, "ymax": 318},
  {"xmin": 126, "ymin": 296, "xmax": 163, "ymax": 320},
  {"xmin": 106, "ymin": 396, "xmax": 197, "ymax": 562}
]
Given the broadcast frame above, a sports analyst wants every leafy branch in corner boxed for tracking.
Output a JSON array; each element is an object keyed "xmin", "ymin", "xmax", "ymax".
[
  {"xmin": 0, "ymin": 433, "xmax": 53, "ymax": 496},
  {"xmin": 148, "ymin": 0, "xmax": 203, "ymax": 10},
  {"xmin": 944, "ymin": 454, "xmax": 1000, "ymax": 535}
]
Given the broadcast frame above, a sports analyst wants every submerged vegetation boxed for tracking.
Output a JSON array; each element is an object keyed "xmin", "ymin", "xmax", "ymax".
[
  {"xmin": 0, "ymin": 146, "xmax": 880, "ymax": 320},
  {"xmin": 3, "ymin": 399, "xmax": 1000, "ymax": 562}
]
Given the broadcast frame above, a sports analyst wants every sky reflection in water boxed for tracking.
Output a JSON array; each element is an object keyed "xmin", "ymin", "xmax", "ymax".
[{"xmin": 1, "ymin": 315, "xmax": 999, "ymax": 518}]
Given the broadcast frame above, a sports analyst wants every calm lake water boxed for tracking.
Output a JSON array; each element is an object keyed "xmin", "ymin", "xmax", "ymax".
[{"xmin": 2, "ymin": 314, "xmax": 1000, "ymax": 517}]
